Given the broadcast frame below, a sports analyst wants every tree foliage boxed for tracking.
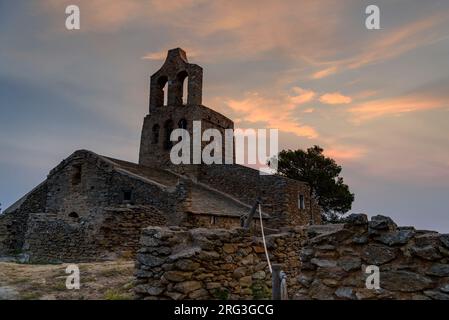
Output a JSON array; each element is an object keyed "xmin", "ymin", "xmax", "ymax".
[{"xmin": 276, "ymin": 146, "xmax": 354, "ymax": 221}]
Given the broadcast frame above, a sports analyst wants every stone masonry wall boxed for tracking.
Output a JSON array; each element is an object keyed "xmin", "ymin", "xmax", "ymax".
[
  {"xmin": 134, "ymin": 226, "xmax": 304, "ymax": 300},
  {"xmin": 296, "ymin": 214, "xmax": 449, "ymax": 300},
  {"xmin": 0, "ymin": 182, "xmax": 47, "ymax": 255},
  {"xmin": 23, "ymin": 205, "xmax": 167, "ymax": 263},
  {"xmin": 198, "ymin": 164, "xmax": 321, "ymax": 228},
  {"xmin": 135, "ymin": 214, "xmax": 449, "ymax": 300}
]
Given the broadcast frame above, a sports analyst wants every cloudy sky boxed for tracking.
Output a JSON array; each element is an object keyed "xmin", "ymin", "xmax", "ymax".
[{"xmin": 1, "ymin": 0, "xmax": 449, "ymax": 231}]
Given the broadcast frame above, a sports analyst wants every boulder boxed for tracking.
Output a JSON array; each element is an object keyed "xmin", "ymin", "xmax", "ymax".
[{"xmin": 369, "ymin": 215, "xmax": 397, "ymax": 231}]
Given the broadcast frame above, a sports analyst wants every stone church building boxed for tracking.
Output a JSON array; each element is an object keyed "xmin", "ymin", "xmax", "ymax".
[{"xmin": 0, "ymin": 48, "xmax": 320, "ymax": 263}]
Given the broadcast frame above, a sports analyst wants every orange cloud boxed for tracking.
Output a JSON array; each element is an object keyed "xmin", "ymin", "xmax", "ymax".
[
  {"xmin": 225, "ymin": 91, "xmax": 318, "ymax": 138},
  {"xmin": 325, "ymin": 147, "xmax": 366, "ymax": 162},
  {"xmin": 349, "ymin": 95, "xmax": 447, "ymax": 122},
  {"xmin": 311, "ymin": 66, "xmax": 338, "ymax": 79},
  {"xmin": 307, "ymin": 13, "xmax": 449, "ymax": 78},
  {"xmin": 319, "ymin": 92, "xmax": 352, "ymax": 105}
]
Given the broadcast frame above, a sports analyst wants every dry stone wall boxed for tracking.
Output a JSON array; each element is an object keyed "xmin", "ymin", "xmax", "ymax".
[
  {"xmin": 135, "ymin": 214, "xmax": 449, "ymax": 300},
  {"xmin": 23, "ymin": 205, "xmax": 167, "ymax": 263},
  {"xmin": 134, "ymin": 226, "xmax": 304, "ymax": 300}
]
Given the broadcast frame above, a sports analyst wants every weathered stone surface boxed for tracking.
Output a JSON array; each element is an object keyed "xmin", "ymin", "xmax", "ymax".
[
  {"xmin": 361, "ymin": 244, "xmax": 396, "ymax": 265},
  {"xmin": 298, "ymin": 274, "xmax": 313, "ymax": 288},
  {"xmin": 335, "ymin": 287, "xmax": 355, "ymax": 300},
  {"xmin": 137, "ymin": 253, "xmax": 165, "ymax": 267},
  {"xmin": 344, "ymin": 214, "xmax": 368, "ymax": 226},
  {"xmin": 222, "ymin": 243, "xmax": 237, "ymax": 254},
  {"xmin": 163, "ymin": 271, "xmax": 192, "ymax": 282},
  {"xmin": 376, "ymin": 229, "xmax": 415, "ymax": 246},
  {"xmin": 309, "ymin": 228, "xmax": 353, "ymax": 245},
  {"xmin": 440, "ymin": 234, "xmax": 449, "ymax": 248},
  {"xmin": 381, "ymin": 271, "xmax": 433, "ymax": 292},
  {"xmin": 165, "ymin": 291, "xmax": 185, "ymax": 300},
  {"xmin": 310, "ymin": 258, "xmax": 337, "ymax": 268},
  {"xmin": 338, "ymin": 257, "xmax": 361, "ymax": 272},
  {"xmin": 426, "ymin": 264, "xmax": 449, "ymax": 277},
  {"xmin": 308, "ymin": 280, "xmax": 334, "ymax": 300},
  {"xmin": 0, "ymin": 286, "xmax": 19, "ymax": 300},
  {"xmin": 147, "ymin": 286, "xmax": 165, "ymax": 296},
  {"xmin": 423, "ymin": 290, "xmax": 449, "ymax": 300},
  {"xmin": 410, "ymin": 245, "xmax": 441, "ymax": 260},
  {"xmin": 369, "ymin": 215, "xmax": 397, "ymax": 231},
  {"xmin": 189, "ymin": 288, "xmax": 209, "ymax": 299},
  {"xmin": 135, "ymin": 221, "xmax": 449, "ymax": 300},
  {"xmin": 232, "ymin": 267, "xmax": 247, "ymax": 279},
  {"xmin": 239, "ymin": 276, "xmax": 252, "ymax": 287},
  {"xmin": 174, "ymin": 259, "xmax": 200, "ymax": 271},
  {"xmin": 440, "ymin": 284, "xmax": 449, "ymax": 293},
  {"xmin": 299, "ymin": 248, "xmax": 315, "ymax": 262},
  {"xmin": 173, "ymin": 281, "xmax": 202, "ymax": 294},
  {"xmin": 252, "ymin": 271, "xmax": 266, "ymax": 280},
  {"xmin": 352, "ymin": 235, "xmax": 368, "ymax": 244}
]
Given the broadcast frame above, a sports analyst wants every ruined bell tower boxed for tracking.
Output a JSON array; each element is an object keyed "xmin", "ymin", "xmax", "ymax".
[{"xmin": 139, "ymin": 48, "xmax": 234, "ymax": 173}]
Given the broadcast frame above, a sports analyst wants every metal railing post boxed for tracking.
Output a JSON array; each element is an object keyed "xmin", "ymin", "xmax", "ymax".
[{"xmin": 272, "ymin": 264, "xmax": 281, "ymax": 300}]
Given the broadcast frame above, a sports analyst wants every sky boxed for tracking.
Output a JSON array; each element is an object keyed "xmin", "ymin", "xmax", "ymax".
[{"xmin": 1, "ymin": 0, "xmax": 449, "ymax": 231}]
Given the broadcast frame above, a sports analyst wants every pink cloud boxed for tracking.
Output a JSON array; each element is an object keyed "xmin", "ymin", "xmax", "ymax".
[{"xmin": 319, "ymin": 92, "xmax": 352, "ymax": 105}]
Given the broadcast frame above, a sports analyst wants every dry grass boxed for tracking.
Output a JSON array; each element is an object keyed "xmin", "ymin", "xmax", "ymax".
[{"xmin": 0, "ymin": 260, "xmax": 135, "ymax": 300}]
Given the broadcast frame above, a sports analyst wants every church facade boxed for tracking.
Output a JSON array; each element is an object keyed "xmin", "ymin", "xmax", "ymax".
[{"xmin": 0, "ymin": 48, "xmax": 321, "ymax": 263}]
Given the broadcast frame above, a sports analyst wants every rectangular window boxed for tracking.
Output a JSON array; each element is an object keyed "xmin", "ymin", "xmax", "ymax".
[
  {"xmin": 210, "ymin": 216, "xmax": 217, "ymax": 225},
  {"xmin": 123, "ymin": 191, "xmax": 132, "ymax": 202},
  {"xmin": 72, "ymin": 164, "xmax": 82, "ymax": 185},
  {"xmin": 298, "ymin": 194, "xmax": 305, "ymax": 210}
]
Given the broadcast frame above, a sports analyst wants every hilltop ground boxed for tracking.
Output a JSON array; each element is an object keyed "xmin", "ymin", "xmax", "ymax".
[{"xmin": 0, "ymin": 260, "xmax": 134, "ymax": 300}]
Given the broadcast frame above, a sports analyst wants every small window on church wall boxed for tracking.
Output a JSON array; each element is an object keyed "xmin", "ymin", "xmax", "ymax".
[
  {"xmin": 72, "ymin": 165, "xmax": 82, "ymax": 185},
  {"xmin": 152, "ymin": 124, "xmax": 160, "ymax": 144},
  {"xmin": 210, "ymin": 216, "xmax": 217, "ymax": 225},
  {"xmin": 69, "ymin": 212, "xmax": 79, "ymax": 219},
  {"xmin": 123, "ymin": 191, "xmax": 132, "ymax": 202},
  {"xmin": 164, "ymin": 120, "xmax": 174, "ymax": 150},
  {"xmin": 177, "ymin": 71, "xmax": 188, "ymax": 105},
  {"xmin": 298, "ymin": 194, "xmax": 305, "ymax": 210}
]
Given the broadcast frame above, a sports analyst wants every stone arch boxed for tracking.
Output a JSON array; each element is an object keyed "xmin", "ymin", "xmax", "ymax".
[
  {"xmin": 169, "ymin": 70, "xmax": 188, "ymax": 106},
  {"xmin": 159, "ymin": 76, "xmax": 169, "ymax": 106},
  {"xmin": 150, "ymin": 75, "xmax": 168, "ymax": 109},
  {"xmin": 152, "ymin": 124, "xmax": 160, "ymax": 144},
  {"xmin": 163, "ymin": 119, "xmax": 174, "ymax": 150}
]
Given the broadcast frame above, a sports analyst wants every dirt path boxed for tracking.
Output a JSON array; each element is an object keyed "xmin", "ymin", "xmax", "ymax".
[{"xmin": 0, "ymin": 260, "xmax": 135, "ymax": 300}]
